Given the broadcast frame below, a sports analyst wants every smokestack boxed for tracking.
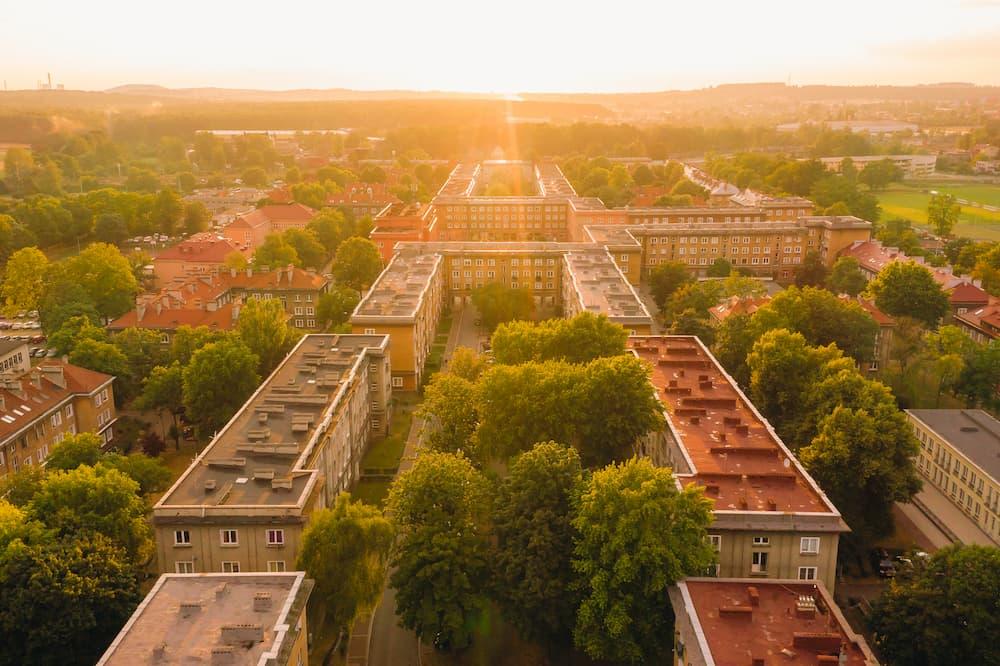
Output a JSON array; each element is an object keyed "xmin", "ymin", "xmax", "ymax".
[{"xmin": 47, "ymin": 72, "xmax": 51, "ymax": 89}]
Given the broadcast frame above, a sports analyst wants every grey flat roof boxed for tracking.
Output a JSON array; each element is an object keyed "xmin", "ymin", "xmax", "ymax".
[
  {"xmin": 563, "ymin": 251, "xmax": 651, "ymax": 322},
  {"xmin": 155, "ymin": 334, "xmax": 388, "ymax": 511},
  {"xmin": 98, "ymin": 572, "xmax": 310, "ymax": 665},
  {"xmin": 908, "ymin": 409, "xmax": 1000, "ymax": 481},
  {"xmin": 0, "ymin": 339, "xmax": 27, "ymax": 357},
  {"xmin": 352, "ymin": 252, "xmax": 442, "ymax": 319}
]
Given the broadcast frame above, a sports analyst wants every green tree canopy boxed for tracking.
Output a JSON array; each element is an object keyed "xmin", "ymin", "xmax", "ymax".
[
  {"xmin": 332, "ymin": 237, "xmax": 383, "ymax": 291},
  {"xmin": 316, "ymin": 286, "xmax": 360, "ymax": 331},
  {"xmin": 1, "ymin": 247, "xmax": 49, "ymax": 316},
  {"xmin": 297, "ymin": 493, "xmax": 393, "ymax": 635},
  {"xmin": 253, "ymin": 233, "xmax": 300, "ymax": 269},
  {"xmin": 60, "ymin": 243, "xmax": 139, "ymax": 319},
  {"xmin": 572, "ymin": 458, "xmax": 715, "ymax": 664},
  {"xmin": 236, "ymin": 297, "xmax": 296, "ymax": 376},
  {"xmin": 182, "ymin": 337, "xmax": 260, "ymax": 433},
  {"xmin": 470, "ymin": 283, "xmax": 534, "ymax": 331},
  {"xmin": 416, "ymin": 373, "xmax": 479, "ymax": 455},
  {"xmin": 826, "ymin": 256, "xmax": 867, "ymax": 295},
  {"xmin": 490, "ymin": 312, "xmax": 627, "ymax": 365},
  {"xmin": 870, "ymin": 545, "xmax": 1000, "ymax": 666},
  {"xmin": 866, "ymin": 261, "xmax": 949, "ymax": 328},
  {"xmin": 388, "ymin": 452, "xmax": 490, "ymax": 651},
  {"xmin": 44, "ymin": 432, "xmax": 104, "ymax": 472},
  {"xmin": 492, "ymin": 442, "xmax": 584, "ymax": 647},
  {"xmin": 647, "ymin": 260, "xmax": 693, "ymax": 309},
  {"xmin": 794, "ymin": 250, "xmax": 829, "ymax": 287},
  {"xmin": 48, "ymin": 314, "xmax": 108, "ymax": 355},
  {"xmin": 927, "ymin": 192, "xmax": 960, "ymax": 237},
  {"xmin": 282, "ymin": 228, "xmax": 327, "ymax": 269}
]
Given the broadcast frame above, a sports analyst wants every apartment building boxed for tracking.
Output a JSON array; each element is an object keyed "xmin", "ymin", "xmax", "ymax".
[
  {"xmin": 629, "ymin": 336, "xmax": 848, "ymax": 590},
  {"xmin": 98, "ymin": 572, "xmax": 313, "ymax": 666},
  {"xmin": 370, "ymin": 201, "xmax": 436, "ymax": 263},
  {"xmin": 0, "ymin": 339, "xmax": 30, "ymax": 375},
  {"xmin": 819, "ymin": 154, "xmax": 937, "ymax": 177},
  {"xmin": 327, "ymin": 182, "xmax": 400, "ymax": 220},
  {"xmin": 0, "ymin": 362, "xmax": 116, "ymax": 476},
  {"xmin": 152, "ymin": 334, "xmax": 391, "ymax": 574},
  {"xmin": 223, "ymin": 204, "xmax": 317, "ymax": 251},
  {"xmin": 152, "ymin": 236, "xmax": 246, "ymax": 286},
  {"xmin": 221, "ymin": 266, "xmax": 331, "ymax": 329},
  {"xmin": 350, "ymin": 252, "xmax": 446, "ymax": 391},
  {"xmin": 669, "ymin": 578, "xmax": 878, "ymax": 666},
  {"xmin": 351, "ymin": 242, "xmax": 653, "ymax": 389},
  {"xmin": 907, "ymin": 409, "xmax": 1000, "ymax": 545}
]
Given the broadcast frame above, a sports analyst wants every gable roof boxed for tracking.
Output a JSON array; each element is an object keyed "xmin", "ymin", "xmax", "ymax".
[{"xmin": 154, "ymin": 237, "xmax": 240, "ymax": 264}]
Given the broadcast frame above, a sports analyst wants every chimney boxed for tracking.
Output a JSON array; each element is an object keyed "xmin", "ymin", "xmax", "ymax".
[
  {"xmin": 39, "ymin": 365, "xmax": 65, "ymax": 389},
  {"xmin": 221, "ymin": 624, "xmax": 264, "ymax": 645},
  {"xmin": 137, "ymin": 301, "xmax": 147, "ymax": 322},
  {"xmin": 155, "ymin": 301, "xmax": 163, "ymax": 316},
  {"xmin": 230, "ymin": 267, "xmax": 237, "ymax": 278},
  {"xmin": 29, "ymin": 371, "xmax": 41, "ymax": 390},
  {"xmin": 253, "ymin": 592, "xmax": 272, "ymax": 612},
  {"xmin": 246, "ymin": 268, "xmax": 252, "ymax": 278},
  {"xmin": 747, "ymin": 586, "xmax": 760, "ymax": 607}
]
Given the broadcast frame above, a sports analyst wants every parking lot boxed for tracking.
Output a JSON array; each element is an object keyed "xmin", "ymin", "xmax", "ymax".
[{"xmin": 0, "ymin": 311, "xmax": 55, "ymax": 360}]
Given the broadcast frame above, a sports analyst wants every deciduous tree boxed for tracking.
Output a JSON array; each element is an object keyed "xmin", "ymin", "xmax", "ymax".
[
  {"xmin": 826, "ymin": 256, "xmax": 867, "ymax": 296},
  {"xmin": 927, "ymin": 192, "xmax": 960, "ymax": 237},
  {"xmin": 182, "ymin": 338, "xmax": 260, "ymax": 433},
  {"xmin": 866, "ymin": 261, "xmax": 949, "ymax": 328},
  {"xmin": 236, "ymin": 298, "xmax": 295, "ymax": 375},
  {"xmin": 647, "ymin": 260, "xmax": 692, "ymax": 309},
  {"xmin": 0, "ymin": 247, "xmax": 49, "ymax": 316},
  {"xmin": 316, "ymin": 286, "xmax": 360, "ymax": 331},
  {"xmin": 332, "ymin": 237, "xmax": 383, "ymax": 292},
  {"xmin": 490, "ymin": 312, "xmax": 627, "ymax": 365}
]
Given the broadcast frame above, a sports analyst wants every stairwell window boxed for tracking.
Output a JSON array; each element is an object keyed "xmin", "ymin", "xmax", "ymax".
[
  {"xmin": 800, "ymin": 537, "xmax": 820, "ymax": 554},
  {"xmin": 751, "ymin": 551, "xmax": 769, "ymax": 573}
]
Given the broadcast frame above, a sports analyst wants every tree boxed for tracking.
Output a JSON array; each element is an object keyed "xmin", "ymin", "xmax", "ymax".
[
  {"xmin": 0, "ymin": 467, "xmax": 46, "ymax": 508},
  {"xmin": 290, "ymin": 182, "xmax": 327, "ymax": 209},
  {"xmin": 236, "ymin": 297, "xmax": 295, "ymax": 375},
  {"xmin": 670, "ymin": 178, "xmax": 708, "ymax": 199},
  {"xmin": 253, "ymin": 233, "xmax": 300, "ymax": 269},
  {"xmin": 747, "ymin": 329, "xmax": 843, "ymax": 435},
  {"xmin": 69, "ymin": 340, "xmax": 130, "ymax": 393},
  {"xmin": 183, "ymin": 201, "xmax": 210, "ymax": 235},
  {"xmin": 470, "ymin": 283, "xmax": 536, "ymax": 332},
  {"xmin": 0, "ymin": 247, "xmax": 49, "ymax": 316},
  {"xmin": 0, "ymin": 214, "xmax": 36, "ymax": 264},
  {"xmin": 748, "ymin": 286, "xmax": 879, "ymax": 364},
  {"xmin": 48, "ymin": 314, "xmax": 107, "ymax": 355},
  {"xmin": 139, "ymin": 430, "xmax": 166, "ymax": 457},
  {"xmin": 0, "ymin": 533, "xmax": 141, "ymax": 665},
  {"xmin": 957, "ymin": 339, "xmax": 1000, "ymax": 410},
  {"xmin": 26, "ymin": 464, "xmax": 152, "ymax": 564},
  {"xmin": 870, "ymin": 545, "xmax": 1000, "ymax": 666},
  {"xmin": 667, "ymin": 308, "xmax": 717, "ymax": 346},
  {"xmin": 316, "ymin": 286, "xmax": 359, "ymax": 331},
  {"xmin": 297, "ymin": 493, "xmax": 393, "ymax": 636},
  {"xmin": 94, "ymin": 213, "xmax": 129, "ymax": 245},
  {"xmin": 101, "ymin": 453, "xmax": 171, "ymax": 495},
  {"xmin": 388, "ymin": 452, "xmax": 490, "ymax": 651},
  {"xmin": 38, "ymin": 278, "xmax": 100, "ymax": 334},
  {"xmin": 490, "ymin": 312, "xmax": 627, "ymax": 365},
  {"xmin": 417, "ymin": 374, "xmax": 478, "ymax": 455},
  {"xmin": 112, "ymin": 326, "xmax": 169, "ymax": 387},
  {"xmin": 800, "ymin": 405, "xmax": 921, "ymax": 542},
  {"xmin": 182, "ymin": 337, "xmax": 260, "ymax": 433},
  {"xmin": 877, "ymin": 217, "xmax": 923, "ymax": 254},
  {"xmin": 794, "ymin": 250, "xmax": 829, "ymax": 287},
  {"xmin": 632, "ymin": 164, "xmax": 654, "ymax": 186},
  {"xmin": 176, "ymin": 171, "xmax": 197, "ymax": 193},
  {"xmin": 169, "ymin": 325, "xmax": 229, "ymax": 365},
  {"xmin": 867, "ymin": 261, "xmax": 949, "ymax": 328},
  {"xmin": 859, "ymin": 158, "xmax": 903, "ymax": 191},
  {"xmin": 224, "ymin": 250, "xmax": 249, "ymax": 270},
  {"xmin": 572, "ymin": 458, "xmax": 715, "ymax": 664},
  {"xmin": 647, "ymin": 260, "xmax": 693, "ymax": 309},
  {"xmin": 447, "ymin": 347, "xmax": 488, "ymax": 382},
  {"xmin": 712, "ymin": 312, "xmax": 754, "ymax": 387},
  {"xmin": 282, "ymin": 228, "xmax": 326, "ymax": 269},
  {"xmin": 138, "ymin": 363, "xmax": 185, "ymax": 447},
  {"xmin": 826, "ymin": 256, "xmax": 867, "ymax": 295},
  {"xmin": 307, "ymin": 208, "xmax": 353, "ymax": 254},
  {"xmin": 242, "ymin": 166, "xmax": 269, "ymax": 188},
  {"xmin": 332, "ymin": 237, "xmax": 383, "ymax": 291},
  {"xmin": 492, "ymin": 442, "xmax": 583, "ymax": 647},
  {"xmin": 927, "ymin": 192, "xmax": 960, "ymax": 237},
  {"xmin": 664, "ymin": 281, "xmax": 724, "ymax": 322},
  {"xmin": 706, "ymin": 257, "xmax": 732, "ymax": 278},
  {"xmin": 150, "ymin": 189, "xmax": 183, "ymax": 235},
  {"xmin": 62, "ymin": 243, "xmax": 139, "ymax": 320},
  {"xmin": 44, "ymin": 432, "xmax": 104, "ymax": 471}
]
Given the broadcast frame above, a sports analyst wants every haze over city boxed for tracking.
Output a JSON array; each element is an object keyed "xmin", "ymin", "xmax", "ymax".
[{"xmin": 4, "ymin": 0, "xmax": 1000, "ymax": 92}]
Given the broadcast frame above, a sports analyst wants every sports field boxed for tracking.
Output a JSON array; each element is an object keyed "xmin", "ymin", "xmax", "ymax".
[{"xmin": 878, "ymin": 180, "xmax": 1000, "ymax": 241}]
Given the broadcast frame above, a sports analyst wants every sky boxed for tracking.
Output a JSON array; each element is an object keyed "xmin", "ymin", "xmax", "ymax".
[{"xmin": 3, "ymin": 0, "xmax": 1000, "ymax": 93}]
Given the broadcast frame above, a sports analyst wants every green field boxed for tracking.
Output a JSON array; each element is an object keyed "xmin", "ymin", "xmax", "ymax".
[{"xmin": 878, "ymin": 180, "xmax": 1000, "ymax": 241}]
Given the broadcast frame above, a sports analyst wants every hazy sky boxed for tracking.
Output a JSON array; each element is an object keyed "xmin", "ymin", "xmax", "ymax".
[{"xmin": 3, "ymin": 0, "xmax": 1000, "ymax": 92}]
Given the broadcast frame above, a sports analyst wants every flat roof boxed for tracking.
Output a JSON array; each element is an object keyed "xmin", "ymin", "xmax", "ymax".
[
  {"xmin": 98, "ymin": 572, "xmax": 312, "ymax": 666},
  {"xmin": 628, "ymin": 336, "xmax": 842, "ymax": 518},
  {"xmin": 155, "ymin": 334, "xmax": 388, "ymax": 512},
  {"xmin": 907, "ymin": 409, "xmax": 1000, "ymax": 481},
  {"xmin": 393, "ymin": 241, "xmax": 600, "ymax": 254},
  {"xmin": 678, "ymin": 578, "xmax": 878, "ymax": 666},
  {"xmin": 352, "ymin": 252, "xmax": 442, "ymax": 320},
  {"xmin": 583, "ymin": 225, "xmax": 641, "ymax": 248},
  {"xmin": 0, "ymin": 339, "xmax": 27, "ymax": 357},
  {"xmin": 563, "ymin": 251, "xmax": 652, "ymax": 323}
]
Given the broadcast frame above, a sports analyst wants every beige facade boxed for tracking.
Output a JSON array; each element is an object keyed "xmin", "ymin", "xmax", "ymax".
[
  {"xmin": 98, "ymin": 572, "xmax": 313, "ymax": 666},
  {"xmin": 0, "ymin": 340, "xmax": 30, "ymax": 376},
  {"xmin": 908, "ymin": 409, "xmax": 1000, "ymax": 545},
  {"xmin": 0, "ymin": 362, "xmax": 116, "ymax": 477},
  {"xmin": 153, "ymin": 334, "xmax": 391, "ymax": 575}
]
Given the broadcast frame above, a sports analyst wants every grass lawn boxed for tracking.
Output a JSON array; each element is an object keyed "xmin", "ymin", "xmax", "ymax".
[
  {"xmin": 878, "ymin": 180, "xmax": 1000, "ymax": 241},
  {"xmin": 352, "ymin": 479, "xmax": 391, "ymax": 507}
]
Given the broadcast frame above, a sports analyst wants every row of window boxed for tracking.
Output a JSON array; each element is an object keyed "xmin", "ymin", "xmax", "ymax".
[
  {"xmin": 708, "ymin": 534, "xmax": 820, "ymax": 554},
  {"xmin": 175, "ymin": 560, "xmax": 287, "ymax": 574},
  {"xmin": 451, "ymin": 257, "xmax": 557, "ymax": 267},
  {"xmin": 0, "ymin": 352, "xmax": 24, "ymax": 373},
  {"xmin": 174, "ymin": 528, "xmax": 284, "ymax": 547}
]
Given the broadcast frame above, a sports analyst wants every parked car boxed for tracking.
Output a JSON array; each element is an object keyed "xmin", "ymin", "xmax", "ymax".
[{"xmin": 46, "ymin": 349, "xmax": 58, "ymax": 358}]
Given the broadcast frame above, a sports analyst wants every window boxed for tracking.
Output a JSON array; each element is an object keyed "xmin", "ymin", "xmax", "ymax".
[
  {"xmin": 798, "ymin": 566, "xmax": 817, "ymax": 580},
  {"xmin": 175, "ymin": 561, "xmax": 195, "ymax": 574},
  {"xmin": 267, "ymin": 529, "xmax": 285, "ymax": 546},
  {"xmin": 392, "ymin": 377, "xmax": 403, "ymax": 388},
  {"xmin": 220, "ymin": 529, "xmax": 238, "ymax": 546},
  {"xmin": 364, "ymin": 328, "xmax": 376, "ymax": 335},
  {"xmin": 752, "ymin": 536, "xmax": 769, "ymax": 546},
  {"xmin": 800, "ymin": 537, "xmax": 820, "ymax": 554},
  {"xmin": 751, "ymin": 551, "xmax": 769, "ymax": 573},
  {"xmin": 708, "ymin": 534, "xmax": 721, "ymax": 552},
  {"xmin": 174, "ymin": 530, "xmax": 191, "ymax": 546},
  {"xmin": 65, "ymin": 403, "xmax": 74, "ymax": 418},
  {"xmin": 267, "ymin": 560, "xmax": 287, "ymax": 572},
  {"xmin": 222, "ymin": 561, "xmax": 240, "ymax": 573},
  {"xmin": 160, "ymin": 333, "xmax": 170, "ymax": 344},
  {"xmin": 50, "ymin": 412, "xmax": 62, "ymax": 428}
]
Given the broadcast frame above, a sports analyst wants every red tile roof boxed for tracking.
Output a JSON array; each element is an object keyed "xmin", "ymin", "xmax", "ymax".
[
  {"xmin": 948, "ymin": 282, "xmax": 990, "ymax": 305},
  {"xmin": 230, "ymin": 204, "xmax": 316, "ymax": 230},
  {"xmin": 709, "ymin": 295, "xmax": 771, "ymax": 323},
  {"xmin": 155, "ymin": 238, "xmax": 241, "ymax": 264},
  {"xmin": 841, "ymin": 295, "xmax": 894, "ymax": 326},
  {"xmin": 108, "ymin": 303, "xmax": 237, "ymax": 332},
  {"xmin": 0, "ymin": 361, "xmax": 113, "ymax": 442}
]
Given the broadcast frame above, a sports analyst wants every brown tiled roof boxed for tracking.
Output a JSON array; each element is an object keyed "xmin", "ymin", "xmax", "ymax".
[
  {"xmin": 841, "ymin": 295, "xmax": 894, "ymax": 326},
  {"xmin": 155, "ymin": 238, "xmax": 240, "ymax": 263},
  {"xmin": 948, "ymin": 282, "xmax": 990, "ymax": 305},
  {"xmin": 0, "ymin": 361, "xmax": 113, "ymax": 442},
  {"xmin": 231, "ymin": 203, "xmax": 316, "ymax": 229},
  {"xmin": 709, "ymin": 295, "xmax": 771, "ymax": 323},
  {"xmin": 108, "ymin": 304, "xmax": 237, "ymax": 332},
  {"xmin": 222, "ymin": 266, "xmax": 328, "ymax": 291}
]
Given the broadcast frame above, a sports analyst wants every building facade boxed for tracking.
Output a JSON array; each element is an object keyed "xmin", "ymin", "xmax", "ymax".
[
  {"xmin": 0, "ymin": 362, "xmax": 116, "ymax": 476},
  {"xmin": 152, "ymin": 334, "xmax": 391, "ymax": 574},
  {"xmin": 629, "ymin": 337, "xmax": 848, "ymax": 590},
  {"xmin": 908, "ymin": 409, "xmax": 1000, "ymax": 545},
  {"xmin": 98, "ymin": 572, "xmax": 313, "ymax": 666},
  {"xmin": 0, "ymin": 340, "xmax": 30, "ymax": 376}
]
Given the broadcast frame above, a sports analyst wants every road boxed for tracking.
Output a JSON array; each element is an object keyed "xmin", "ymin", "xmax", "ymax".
[{"xmin": 355, "ymin": 305, "xmax": 473, "ymax": 666}]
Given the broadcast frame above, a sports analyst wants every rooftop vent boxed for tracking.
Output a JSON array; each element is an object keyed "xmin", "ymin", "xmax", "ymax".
[
  {"xmin": 747, "ymin": 586, "xmax": 760, "ymax": 607},
  {"xmin": 179, "ymin": 602, "xmax": 202, "ymax": 618},
  {"xmin": 253, "ymin": 592, "xmax": 272, "ymax": 612},
  {"xmin": 221, "ymin": 624, "xmax": 264, "ymax": 646},
  {"xmin": 960, "ymin": 426, "xmax": 979, "ymax": 433},
  {"xmin": 204, "ymin": 479, "xmax": 217, "ymax": 493},
  {"xmin": 211, "ymin": 646, "xmax": 235, "ymax": 664},
  {"xmin": 796, "ymin": 595, "xmax": 817, "ymax": 618},
  {"xmin": 215, "ymin": 583, "xmax": 229, "ymax": 598}
]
